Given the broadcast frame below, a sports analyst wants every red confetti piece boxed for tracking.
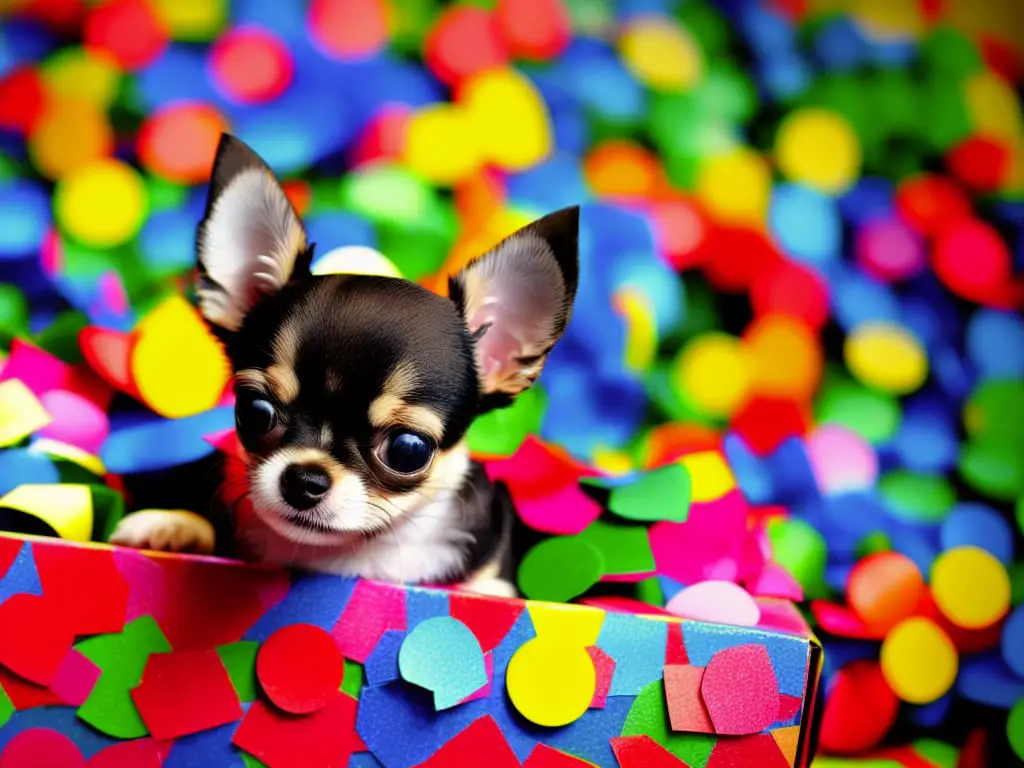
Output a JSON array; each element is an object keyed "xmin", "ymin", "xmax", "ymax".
[
  {"xmin": 130, "ymin": 650, "xmax": 242, "ymax": 740},
  {"xmin": 750, "ymin": 259, "xmax": 830, "ymax": 330},
  {"xmin": 700, "ymin": 226, "xmax": 783, "ymax": 293},
  {"xmin": 78, "ymin": 327, "xmax": 140, "ymax": 399},
  {"xmin": 845, "ymin": 551, "xmax": 924, "ymax": 635},
  {"xmin": 35, "ymin": 544, "xmax": 128, "ymax": 636},
  {"xmin": 424, "ymin": 6, "xmax": 509, "ymax": 86},
  {"xmin": 729, "ymin": 396, "xmax": 811, "ymax": 456},
  {"xmin": 0, "ymin": 538, "xmax": 20, "ymax": 581},
  {"xmin": 308, "ymin": 0, "xmax": 388, "ymax": 60},
  {"xmin": 494, "ymin": 0, "xmax": 571, "ymax": 60},
  {"xmin": 86, "ymin": 739, "xmax": 162, "ymax": 768},
  {"xmin": 49, "ymin": 649, "xmax": 100, "ymax": 707},
  {"xmin": 705, "ymin": 733, "xmax": 790, "ymax": 768},
  {"xmin": 819, "ymin": 660, "xmax": 898, "ymax": 754},
  {"xmin": 1, "ymin": 339, "xmax": 112, "ymax": 410},
  {"xmin": 349, "ymin": 107, "xmax": 411, "ymax": 168},
  {"xmin": 0, "ymin": 727, "xmax": 85, "ymax": 768},
  {"xmin": 210, "ymin": 26, "xmax": 294, "ymax": 105},
  {"xmin": 700, "ymin": 644, "xmax": 779, "ymax": 736},
  {"xmin": 448, "ymin": 592, "xmax": 524, "ymax": 655},
  {"xmin": 415, "ymin": 715, "xmax": 519, "ymax": 768},
  {"xmin": 0, "ymin": 67, "xmax": 47, "ymax": 135},
  {"xmin": 666, "ymin": 622, "xmax": 688, "ymax": 666},
  {"xmin": 0, "ymin": 594, "xmax": 74, "ymax": 686},
  {"xmin": 257, "ymin": 624, "xmax": 344, "ymax": 715},
  {"xmin": 778, "ymin": 694, "xmax": 803, "ymax": 722},
  {"xmin": 233, "ymin": 695, "xmax": 362, "ymax": 768},
  {"xmin": 83, "ymin": 0, "xmax": 168, "ymax": 71},
  {"xmin": 0, "ymin": 666, "xmax": 63, "ymax": 709},
  {"xmin": 809, "ymin": 600, "xmax": 885, "ymax": 640},
  {"xmin": 586, "ymin": 645, "xmax": 615, "ymax": 709},
  {"xmin": 946, "ymin": 135, "xmax": 1012, "ymax": 193},
  {"xmin": 137, "ymin": 102, "xmax": 230, "ymax": 185},
  {"xmin": 649, "ymin": 195, "xmax": 708, "ymax": 271},
  {"xmin": 664, "ymin": 665, "xmax": 714, "ymax": 734},
  {"xmin": 895, "ymin": 174, "xmax": 972, "ymax": 238},
  {"xmin": 978, "ymin": 34, "xmax": 1024, "ymax": 84},
  {"xmin": 523, "ymin": 743, "xmax": 598, "ymax": 767},
  {"xmin": 610, "ymin": 735, "xmax": 691, "ymax": 768},
  {"xmin": 932, "ymin": 217, "xmax": 1014, "ymax": 305},
  {"xmin": 331, "ymin": 580, "xmax": 407, "ymax": 663},
  {"xmin": 485, "ymin": 435, "xmax": 598, "ymax": 501},
  {"xmin": 956, "ymin": 728, "xmax": 989, "ymax": 768}
]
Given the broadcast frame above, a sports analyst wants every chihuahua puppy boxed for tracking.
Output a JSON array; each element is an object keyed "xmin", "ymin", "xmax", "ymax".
[{"xmin": 110, "ymin": 134, "xmax": 579, "ymax": 597}]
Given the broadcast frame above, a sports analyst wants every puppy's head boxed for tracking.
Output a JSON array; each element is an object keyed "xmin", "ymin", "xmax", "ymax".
[{"xmin": 196, "ymin": 134, "xmax": 578, "ymax": 545}]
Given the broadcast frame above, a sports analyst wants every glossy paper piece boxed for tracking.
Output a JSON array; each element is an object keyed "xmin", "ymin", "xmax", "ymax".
[
  {"xmin": 0, "ymin": 380, "xmax": 51, "ymax": 448},
  {"xmin": 700, "ymin": 645, "xmax": 780, "ymax": 736},
  {"xmin": 663, "ymin": 666, "xmax": 713, "ymax": 734},
  {"xmin": 607, "ymin": 464, "xmax": 692, "ymax": 523},
  {"xmin": 256, "ymin": 624, "xmax": 344, "ymax": 714},
  {"xmin": 397, "ymin": 617, "xmax": 488, "ymax": 711}
]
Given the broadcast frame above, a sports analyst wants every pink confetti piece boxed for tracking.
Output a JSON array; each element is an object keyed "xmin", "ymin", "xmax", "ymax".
[
  {"xmin": 755, "ymin": 599, "xmax": 812, "ymax": 636},
  {"xmin": 664, "ymin": 665, "xmax": 714, "ymax": 733},
  {"xmin": 665, "ymin": 581, "xmax": 761, "ymax": 627},
  {"xmin": 649, "ymin": 491, "xmax": 748, "ymax": 585},
  {"xmin": 331, "ymin": 579, "xmax": 407, "ymax": 663},
  {"xmin": 97, "ymin": 271, "xmax": 130, "ymax": 317},
  {"xmin": 0, "ymin": 340, "xmax": 110, "ymax": 408},
  {"xmin": 37, "ymin": 390, "xmax": 110, "ymax": 454},
  {"xmin": 49, "ymin": 649, "xmax": 101, "ymax": 706},
  {"xmin": 515, "ymin": 482, "xmax": 602, "ymax": 535},
  {"xmin": 586, "ymin": 646, "xmax": 615, "ymax": 709},
  {"xmin": 749, "ymin": 562, "xmax": 804, "ymax": 602},
  {"xmin": 0, "ymin": 727, "xmax": 85, "ymax": 768},
  {"xmin": 39, "ymin": 228, "xmax": 62, "ymax": 276},
  {"xmin": 86, "ymin": 739, "xmax": 162, "ymax": 768},
  {"xmin": 113, "ymin": 549, "xmax": 170, "ymax": 624},
  {"xmin": 700, "ymin": 644, "xmax": 779, "ymax": 736},
  {"xmin": 809, "ymin": 600, "xmax": 886, "ymax": 640}
]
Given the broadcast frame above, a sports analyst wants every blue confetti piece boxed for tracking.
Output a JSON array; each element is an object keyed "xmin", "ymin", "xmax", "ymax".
[
  {"xmin": 139, "ymin": 209, "xmax": 199, "ymax": 276},
  {"xmin": 348, "ymin": 753, "xmax": 385, "ymax": 768},
  {"xmin": 232, "ymin": 0, "xmax": 308, "ymax": 43},
  {"xmin": 541, "ymin": 370, "xmax": 645, "ymax": 458},
  {"xmin": 165, "ymin": 719, "xmax": 245, "ymax": 768},
  {"xmin": 101, "ymin": 406, "xmax": 235, "ymax": 474},
  {"xmin": 770, "ymin": 183, "xmax": 841, "ymax": 265},
  {"xmin": 609, "ymin": 250, "xmax": 685, "ymax": 336},
  {"xmin": 723, "ymin": 433, "xmax": 772, "ymax": 505},
  {"xmin": 913, "ymin": 693, "xmax": 953, "ymax": 728},
  {"xmin": 244, "ymin": 572, "xmax": 355, "ymax": 640},
  {"xmin": 811, "ymin": 17, "xmax": 868, "ymax": 71},
  {"xmin": 2, "ymin": 19, "xmax": 56, "ymax": 64},
  {"xmin": 365, "ymin": 629, "xmax": 405, "ymax": 686},
  {"xmin": 615, "ymin": 0, "xmax": 678, "ymax": 22},
  {"xmin": 544, "ymin": 695, "xmax": 635, "ymax": 766},
  {"xmin": 554, "ymin": 39, "xmax": 648, "ymax": 123},
  {"xmin": 940, "ymin": 502, "xmax": 1014, "ymax": 564},
  {"xmin": 506, "ymin": 153, "xmax": 590, "ymax": 215},
  {"xmin": 822, "ymin": 492, "xmax": 888, "ymax": 540},
  {"xmin": 135, "ymin": 45, "xmax": 223, "ymax": 111},
  {"xmin": 957, "ymin": 652, "xmax": 1024, "ymax": 709},
  {"xmin": 764, "ymin": 437, "xmax": 819, "ymax": 506},
  {"xmin": 737, "ymin": 4, "xmax": 795, "ymax": 55},
  {"xmin": 682, "ymin": 623, "xmax": 809, "ymax": 698},
  {"xmin": 307, "ymin": 211, "xmax": 379, "ymax": 255},
  {"xmin": 884, "ymin": 520, "xmax": 940, "ymax": 576},
  {"xmin": 931, "ymin": 345, "xmax": 973, "ymax": 404},
  {"xmin": 658, "ymin": 575, "xmax": 686, "ymax": 602},
  {"xmin": 398, "ymin": 617, "xmax": 488, "ymax": 711},
  {"xmin": 966, "ymin": 309, "xmax": 1024, "ymax": 380},
  {"xmin": 0, "ymin": 541, "xmax": 41, "ymax": 605},
  {"xmin": 839, "ymin": 177, "xmax": 893, "ymax": 225},
  {"xmin": 406, "ymin": 588, "xmax": 449, "ymax": 629},
  {"xmin": 0, "ymin": 705, "xmax": 116, "ymax": 758},
  {"xmin": 596, "ymin": 612, "xmax": 667, "ymax": 696},
  {"xmin": 550, "ymin": 98, "xmax": 591, "ymax": 155},
  {"xmin": 828, "ymin": 261, "xmax": 901, "ymax": 330},
  {"xmin": 0, "ymin": 449, "xmax": 59, "ymax": 496},
  {"xmin": 758, "ymin": 53, "xmax": 812, "ymax": 101},
  {"xmin": 824, "ymin": 562, "xmax": 854, "ymax": 593},
  {"xmin": 0, "ymin": 180, "xmax": 49, "ymax": 261},
  {"xmin": 1002, "ymin": 605, "xmax": 1024, "ymax": 678},
  {"xmin": 890, "ymin": 392, "xmax": 959, "ymax": 474}
]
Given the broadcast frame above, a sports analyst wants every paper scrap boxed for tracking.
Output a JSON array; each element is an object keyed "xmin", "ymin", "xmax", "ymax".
[
  {"xmin": 621, "ymin": 679, "xmax": 716, "ymax": 766},
  {"xmin": 256, "ymin": 623, "xmax": 344, "ymax": 714},
  {"xmin": 595, "ymin": 612, "xmax": 668, "ymax": 696},
  {"xmin": 216, "ymin": 641, "xmax": 259, "ymax": 703},
  {"xmin": 0, "ymin": 484, "xmax": 93, "ymax": 542},
  {"xmin": 749, "ymin": 562, "xmax": 805, "ymax": 602},
  {"xmin": 704, "ymin": 733, "xmax": 791, "ymax": 768},
  {"xmin": 610, "ymin": 735, "xmax": 692, "ymax": 768},
  {"xmin": 0, "ymin": 449, "xmax": 59, "ymax": 498},
  {"xmin": 665, "ymin": 581, "xmax": 761, "ymax": 627},
  {"xmin": 523, "ymin": 743, "xmax": 600, "ymax": 767},
  {"xmin": 663, "ymin": 665, "xmax": 714, "ymax": 734},
  {"xmin": 700, "ymin": 644, "xmax": 780, "ymax": 735},
  {"xmin": 527, "ymin": 602, "xmax": 605, "ymax": 647},
  {"xmin": 131, "ymin": 649, "xmax": 242, "ymax": 740},
  {"xmin": 586, "ymin": 646, "xmax": 615, "ymax": 709},
  {"xmin": 679, "ymin": 451, "xmax": 736, "ymax": 503},
  {"xmin": 49, "ymin": 649, "xmax": 101, "ymax": 707},
  {"xmin": 78, "ymin": 326, "xmax": 138, "ymax": 397},
  {"xmin": 608, "ymin": 464, "xmax": 691, "ymax": 523},
  {"xmin": 398, "ymin": 617, "xmax": 488, "ymax": 711},
  {"xmin": 579, "ymin": 519, "xmax": 656, "ymax": 579},
  {"xmin": 37, "ymin": 389, "xmax": 110, "ymax": 455},
  {"xmin": 449, "ymin": 592, "xmax": 523, "ymax": 653},
  {"xmin": 516, "ymin": 483, "xmax": 602, "ymax": 535},
  {"xmin": 34, "ymin": 544, "xmax": 128, "ymax": 636},
  {"xmin": 365, "ymin": 629, "xmax": 405, "ymax": 686},
  {"xmin": 86, "ymin": 739, "xmax": 163, "ymax": 768},
  {"xmin": 0, "ymin": 726, "xmax": 86, "ymax": 768},
  {"xmin": 649, "ymin": 491, "xmax": 749, "ymax": 585},
  {"xmin": 331, "ymin": 580, "xmax": 406, "ymax": 663},
  {"xmin": 771, "ymin": 725, "xmax": 801, "ymax": 767},
  {"xmin": 415, "ymin": 715, "xmax": 519, "ymax": 768},
  {"xmin": 0, "ymin": 593, "xmax": 75, "ymax": 685},
  {"xmin": 0, "ymin": 379, "xmax": 52, "ymax": 447},
  {"xmin": 459, "ymin": 652, "xmax": 494, "ymax": 704},
  {"xmin": 506, "ymin": 636, "xmax": 596, "ymax": 727},
  {"xmin": 517, "ymin": 535, "xmax": 604, "ymax": 603}
]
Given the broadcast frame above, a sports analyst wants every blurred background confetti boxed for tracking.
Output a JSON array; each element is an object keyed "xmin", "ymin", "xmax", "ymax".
[{"xmin": 0, "ymin": 0, "xmax": 1023, "ymax": 764}]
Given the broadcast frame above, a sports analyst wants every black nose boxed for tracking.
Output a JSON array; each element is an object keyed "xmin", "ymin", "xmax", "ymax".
[{"xmin": 279, "ymin": 464, "xmax": 331, "ymax": 510}]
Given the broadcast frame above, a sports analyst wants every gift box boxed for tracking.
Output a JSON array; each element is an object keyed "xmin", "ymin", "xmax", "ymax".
[{"xmin": 0, "ymin": 533, "xmax": 822, "ymax": 767}]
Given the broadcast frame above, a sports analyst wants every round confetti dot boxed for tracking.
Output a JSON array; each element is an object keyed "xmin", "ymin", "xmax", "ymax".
[
  {"xmin": 257, "ymin": 623, "xmax": 344, "ymax": 714},
  {"xmin": 844, "ymin": 321, "xmax": 927, "ymax": 396},
  {"xmin": 743, "ymin": 314, "xmax": 822, "ymax": 401},
  {"xmin": 931, "ymin": 546, "xmax": 1010, "ymax": 629},
  {"xmin": 0, "ymin": 727, "xmax": 86, "ymax": 768},
  {"xmin": 308, "ymin": 0, "xmax": 388, "ymax": 60},
  {"xmin": 775, "ymin": 107, "xmax": 861, "ymax": 195},
  {"xmin": 855, "ymin": 216, "xmax": 925, "ymax": 282},
  {"xmin": 766, "ymin": 517, "xmax": 828, "ymax": 598},
  {"xmin": 584, "ymin": 140, "xmax": 664, "ymax": 200},
  {"xmin": 54, "ymin": 158, "xmax": 147, "ymax": 248},
  {"xmin": 665, "ymin": 580, "xmax": 760, "ymax": 626},
  {"xmin": 137, "ymin": 102, "xmax": 229, "ymax": 184},
  {"xmin": 425, "ymin": 6, "xmax": 508, "ymax": 86},
  {"xmin": 880, "ymin": 617, "xmax": 958, "ymax": 704},
  {"xmin": 493, "ymin": 0, "xmax": 571, "ymax": 61},
  {"xmin": 696, "ymin": 145, "xmax": 771, "ymax": 225},
  {"xmin": 805, "ymin": 424, "xmax": 878, "ymax": 495},
  {"xmin": 0, "ymin": 180, "xmax": 50, "ymax": 261},
  {"xmin": 1009, "ymin": 698, "xmax": 1024, "ymax": 762},
  {"xmin": 819, "ymin": 660, "xmax": 899, "ymax": 754},
  {"xmin": 1002, "ymin": 605, "xmax": 1024, "ymax": 678},
  {"xmin": 947, "ymin": 134, "xmax": 1012, "ymax": 193},
  {"xmin": 40, "ymin": 46, "xmax": 122, "ymax": 109},
  {"xmin": 506, "ymin": 636, "xmax": 596, "ymax": 727},
  {"xmin": 312, "ymin": 246, "xmax": 402, "ymax": 278},
  {"xmin": 517, "ymin": 535, "xmax": 603, "ymax": 603},
  {"xmin": 209, "ymin": 25, "xmax": 294, "ymax": 104},
  {"xmin": 846, "ymin": 552, "xmax": 924, "ymax": 633},
  {"xmin": 28, "ymin": 97, "xmax": 114, "ymax": 181},
  {"xmin": 769, "ymin": 183, "xmax": 841, "ymax": 265},
  {"xmin": 618, "ymin": 15, "xmax": 703, "ymax": 92},
  {"xmin": 83, "ymin": 0, "xmax": 168, "ymax": 71},
  {"xmin": 402, "ymin": 104, "xmax": 482, "ymax": 185},
  {"xmin": 750, "ymin": 260, "xmax": 829, "ymax": 330},
  {"xmin": 459, "ymin": 67, "xmax": 551, "ymax": 172},
  {"xmin": 895, "ymin": 173, "xmax": 972, "ymax": 237},
  {"xmin": 148, "ymin": 0, "xmax": 227, "ymax": 41},
  {"xmin": 940, "ymin": 502, "xmax": 1014, "ymax": 565},
  {"xmin": 673, "ymin": 332, "xmax": 752, "ymax": 418},
  {"xmin": 933, "ymin": 218, "xmax": 1012, "ymax": 303},
  {"xmin": 966, "ymin": 310, "xmax": 1024, "ymax": 380},
  {"xmin": 964, "ymin": 71, "xmax": 1023, "ymax": 143}
]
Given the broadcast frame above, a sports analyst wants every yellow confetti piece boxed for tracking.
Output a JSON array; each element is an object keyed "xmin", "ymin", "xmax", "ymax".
[
  {"xmin": 696, "ymin": 145, "xmax": 771, "ymax": 225},
  {"xmin": 28, "ymin": 438, "xmax": 106, "ymax": 477},
  {"xmin": 312, "ymin": 245, "xmax": 402, "ymax": 278},
  {"xmin": 614, "ymin": 288, "xmax": 657, "ymax": 373},
  {"xmin": 54, "ymin": 158, "xmax": 148, "ymax": 248},
  {"xmin": 964, "ymin": 71, "xmax": 1024, "ymax": 144},
  {"xmin": 526, "ymin": 602, "xmax": 605, "ymax": 647},
  {"xmin": 848, "ymin": 0, "xmax": 927, "ymax": 38},
  {"xmin": 403, "ymin": 104, "xmax": 483, "ymax": 185},
  {"xmin": 0, "ymin": 484, "xmax": 94, "ymax": 542},
  {"xmin": 673, "ymin": 332, "xmax": 752, "ymax": 418},
  {"xmin": 0, "ymin": 379, "xmax": 51, "ymax": 447},
  {"xmin": 506, "ymin": 636, "xmax": 596, "ymax": 727},
  {"xmin": 680, "ymin": 450, "xmax": 736, "ymax": 502},
  {"xmin": 618, "ymin": 15, "xmax": 703, "ymax": 91},
  {"xmin": 775, "ymin": 108, "xmax": 861, "ymax": 195},
  {"xmin": 150, "ymin": 0, "xmax": 227, "ymax": 41},
  {"xmin": 41, "ymin": 46, "xmax": 122, "ymax": 109},
  {"xmin": 880, "ymin": 616, "xmax": 957, "ymax": 704},
  {"xmin": 28, "ymin": 97, "xmax": 114, "ymax": 181},
  {"xmin": 132, "ymin": 295, "xmax": 231, "ymax": 419},
  {"xmin": 591, "ymin": 447, "xmax": 635, "ymax": 476},
  {"xmin": 930, "ymin": 546, "xmax": 1010, "ymax": 629},
  {"xmin": 460, "ymin": 68, "xmax": 553, "ymax": 172},
  {"xmin": 844, "ymin": 321, "xmax": 927, "ymax": 396}
]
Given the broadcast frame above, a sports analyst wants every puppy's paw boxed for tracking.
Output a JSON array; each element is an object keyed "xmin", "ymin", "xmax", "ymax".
[
  {"xmin": 460, "ymin": 577, "xmax": 519, "ymax": 599},
  {"xmin": 110, "ymin": 510, "xmax": 216, "ymax": 555}
]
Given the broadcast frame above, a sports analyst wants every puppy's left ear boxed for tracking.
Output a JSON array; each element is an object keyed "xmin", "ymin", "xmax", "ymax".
[
  {"xmin": 195, "ymin": 134, "xmax": 311, "ymax": 333},
  {"xmin": 449, "ymin": 206, "xmax": 579, "ymax": 402}
]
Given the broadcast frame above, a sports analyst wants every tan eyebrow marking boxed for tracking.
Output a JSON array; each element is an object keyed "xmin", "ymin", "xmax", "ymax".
[
  {"xmin": 236, "ymin": 369, "xmax": 267, "ymax": 389},
  {"xmin": 266, "ymin": 364, "xmax": 299, "ymax": 405},
  {"xmin": 367, "ymin": 362, "xmax": 444, "ymax": 442}
]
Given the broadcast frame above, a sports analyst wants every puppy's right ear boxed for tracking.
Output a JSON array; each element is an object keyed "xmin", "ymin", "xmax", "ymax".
[{"xmin": 195, "ymin": 134, "xmax": 311, "ymax": 333}]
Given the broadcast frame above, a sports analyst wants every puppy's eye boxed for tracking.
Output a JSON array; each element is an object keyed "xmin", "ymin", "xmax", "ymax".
[
  {"xmin": 236, "ymin": 397, "xmax": 277, "ymax": 436},
  {"xmin": 379, "ymin": 431, "xmax": 434, "ymax": 475}
]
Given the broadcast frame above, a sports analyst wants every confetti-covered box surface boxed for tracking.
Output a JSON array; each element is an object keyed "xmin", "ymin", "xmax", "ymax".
[{"xmin": 0, "ymin": 533, "xmax": 821, "ymax": 768}]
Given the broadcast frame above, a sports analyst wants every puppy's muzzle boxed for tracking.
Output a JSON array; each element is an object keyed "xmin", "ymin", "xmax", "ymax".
[{"xmin": 279, "ymin": 462, "xmax": 332, "ymax": 510}]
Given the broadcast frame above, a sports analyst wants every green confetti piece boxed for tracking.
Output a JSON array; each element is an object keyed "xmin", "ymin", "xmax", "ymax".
[
  {"xmin": 388, "ymin": 0, "xmax": 440, "ymax": 53},
  {"xmin": 146, "ymin": 177, "xmax": 188, "ymax": 212},
  {"xmin": 0, "ymin": 283, "xmax": 29, "ymax": 346},
  {"xmin": 1008, "ymin": 698, "xmax": 1024, "ymax": 762},
  {"xmin": 878, "ymin": 471, "xmax": 956, "ymax": 524},
  {"xmin": 1010, "ymin": 562, "xmax": 1024, "ymax": 606},
  {"xmin": 339, "ymin": 164, "xmax": 440, "ymax": 230},
  {"xmin": 919, "ymin": 26, "xmax": 983, "ymax": 79},
  {"xmin": 645, "ymin": 363, "xmax": 704, "ymax": 423},
  {"xmin": 562, "ymin": 0, "xmax": 615, "ymax": 37},
  {"xmin": 675, "ymin": 0, "xmax": 729, "ymax": 58},
  {"xmin": 636, "ymin": 576, "xmax": 664, "ymax": 607},
  {"xmin": 33, "ymin": 310, "xmax": 88, "ymax": 365},
  {"xmin": 377, "ymin": 221, "xmax": 453, "ymax": 282},
  {"xmin": 91, "ymin": 485, "xmax": 126, "ymax": 542},
  {"xmin": 608, "ymin": 464, "xmax": 691, "ymax": 523},
  {"xmin": 920, "ymin": 75, "xmax": 972, "ymax": 152},
  {"xmin": 958, "ymin": 436, "xmax": 1024, "ymax": 502},
  {"xmin": 466, "ymin": 384, "xmax": 546, "ymax": 457},
  {"xmin": 766, "ymin": 517, "xmax": 829, "ymax": 599},
  {"xmin": 0, "ymin": 152, "xmax": 16, "ymax": 181},
  {"xmin": 341, "ymin": 658, "xmax": 364, "ymax": 699},
  {"xmin": 815, "ymin": 378, "xmax": 901, "ymax": 444},
  {"xmin": 695, "ymin": 63, "xmax": 759, "ymax": 126},
  {"xmin": 241, "ymin": 753, "xmax": 270, "ymax": 768},
  {"xmin": 1017, "ymin": 495, "xmax": 1024, "ymax": 536},
  {"xmin": 856, "ymin": 531, "xmax": 891, "ymax": 559},
  {"xmin": 517, "ymin": 536, "xmax": 604, "ymax": 603},
  {"xmin": 0, "ymin": 685, "xmax": 13, "ymax": 729},
  {"xmin": 965, "ymin": 379, "xmax": 1024, "ymax": 444},
  {"xmin": 75, "ymin": 616, "xmax": 171, "ymax": 739},
  {"xmin": 621, "ymin": 679, "xmax": 716, "ymax": 767},
  {"xmin": 912, "ymin": 739, "xmax": 958, "ymax": 768},
  {"xmin": 217, "ymin": 641, "xmax": 260, "ymax": 703},
  {"xmin": 579, "ymin": 519, "xmax": 656, "ymax": 577},
  {"xmin": 866, "ymin": 70, "xmax": 920, "ymax": 139}
]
